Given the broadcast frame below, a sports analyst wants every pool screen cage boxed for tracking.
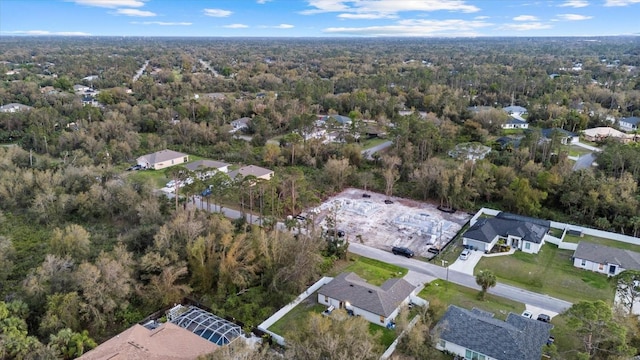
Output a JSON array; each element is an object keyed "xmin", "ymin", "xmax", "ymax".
[{"xmin": 167, "ymin": 305, "xmax": 243, "ymax": 346}]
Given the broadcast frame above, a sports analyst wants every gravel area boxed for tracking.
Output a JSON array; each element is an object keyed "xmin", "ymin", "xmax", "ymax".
[{"xmin": 305, "ymin": 188, "xmax": 471, "ymax": 258}]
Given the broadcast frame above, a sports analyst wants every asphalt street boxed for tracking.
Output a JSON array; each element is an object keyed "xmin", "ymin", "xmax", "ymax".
[
  {"xmin": 361, "ymin": 140, "xmax": 393, "ymax": 160},
  {"xmin": 348, "ymin": 242, "xmax": 573, "ymax": 314},
  {"xmin": 165, "ymin": 191, "xmax": 573, "ymax": 314}
]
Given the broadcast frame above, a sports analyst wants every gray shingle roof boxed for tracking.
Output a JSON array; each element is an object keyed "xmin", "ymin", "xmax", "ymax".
[
  {"xmin": 184, "ymin": 160, "xmax": 230, "ymax": 172},
  {"xmin": 621, "ymin": 117, "xmax": 640, "ymax": 125},
  {"xmin": 230, "ymin": 165, "xmax": 273, "ymax": 179},
  {"xmin": 138, "ymin": 150, "xmax": 188, "ymax": 165},
  {"xmin": 574, "ymin": 242, "xmax": 640, "ymax": 270},
  {"xmin": 318, "ymin": 272, "xmax": 416, "ymax": 317},
  {"xmin": 435, "ymin": 305, "xmax": 553, "ymax": 360},
  {"xmin": 465, "ymin": 213, "xmax": 549, "ymax": 244}
]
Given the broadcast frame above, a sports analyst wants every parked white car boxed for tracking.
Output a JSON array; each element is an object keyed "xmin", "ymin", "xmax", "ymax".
[
  {"xmin": 521, "ymin": 310, "xmax": 533, "ymax": 319},
  {"xmin": 459, "ymin": 249, "xmax": 471, "ymax": 260}
]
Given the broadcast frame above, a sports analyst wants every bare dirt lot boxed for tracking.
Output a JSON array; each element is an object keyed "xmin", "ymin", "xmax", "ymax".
[{"xmin": 306, "ymin": 188, "xmax": 471, "ymax": 258}]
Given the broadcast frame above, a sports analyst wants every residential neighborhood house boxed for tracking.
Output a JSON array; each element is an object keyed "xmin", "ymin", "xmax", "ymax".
[
  {"xmin": 434, "ymin": 305, "xmax": 553, "ymax": 360},
  {"xmin": 582, "ymin": 127, "xmax": 635, "ymax": 143},
  {"xmin": 573, "ymin": 241, "xmax": 640, "ymax": 276},
  {"xmin": 502, "ymin": 105, "xmax": 528, "ymax": 116},
  {"xmin": 619, "ymin": 116, "xmax": 640, "ymax": 132},
  {"xmin": 501, "ymin": 116, "xmax": 529, "ymax": 130},
  {"xmin": 317, "ymin": 272, "xmax": 417, "ymax": 327},
  {"xmin": 0, "ymin": 103, "xmax": 33, "ymax": 113},
  {"xmin": 540, "ymin": 128, "xmax": 578, "ymax": 145},
  {"xmin": 184, "ymin": 160, "xmax": 230, "ymax": 179},
  {"xmin": 136, "ymin": 149, "xmax": 189, "ymax": 170},
  {"xmin": 462, "ymin": 212, "xmax": 550, "ymax": 254},
  {"xmin": 79, "ymin": 304, "xmax": 243, "ymax": 360},
  {"xmin": 230, "ymin": 117, "xmax": 251, "ymax": 133},
  {"xmin": 320, "ymin": 114, "xmax": 353, "ymax": 127},
  {"xmin": 229, "ymin": 165, "xmax": 274, "ymax": 181}
]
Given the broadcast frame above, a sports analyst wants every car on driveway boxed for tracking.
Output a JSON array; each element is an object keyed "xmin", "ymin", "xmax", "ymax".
[
  {"xmin": 392, "ymin": 246, "xmax": 414, "ymax": 258},
  {"xmin": 521, "ymin": 310, "xmax": 533, "ymax": 319},
  {"xmin": 459, "ymin": 249, "xmax": 471, "ymax": 260},
  {"xmin": 537, "ymin": 313, "xmax": 551, "ymax": 322},
  {"xmin": 427, "ymin": 247, "xmax": 440, "ymax": 255},
  {"xmin": 384, "ymin": 199, "xmax": 394, "ymax": 204}
]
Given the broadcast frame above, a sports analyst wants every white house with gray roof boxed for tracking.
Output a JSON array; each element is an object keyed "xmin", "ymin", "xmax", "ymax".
[
  {"xmin": 184, "ymin": 160, "xmax": 230, "ymax": 179},
  {"xmin": 573, "ymin": 242, "xmax": 640, "ymax": 276},
  {"xmin": 317, "ymin": 272, "xmax": 416, "ymax": 327},
  {"xmin": 137, "ymin": 150, "xmax": 189, "ymax": 170},
  {"xmin": 462, "ymin": 212, "xmax": 550, "ymax": 254},
  {"xmin": 434, "ymin": 305, "xmax": 553, "ymax": 360}
]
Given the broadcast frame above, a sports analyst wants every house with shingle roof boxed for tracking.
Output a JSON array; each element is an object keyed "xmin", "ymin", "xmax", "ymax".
[
  {"xmin": 573, "ymin": 242, "xmax": 640, "ymax": 276},
  {"xmin": 228, "ymin": 165, "xmax": 274, "ymax": 183},
  {"xmin": 317, "ymin": 272, "xmax": 417, "ymax": 327},
  {"xmin": 136, "ymin": 150, "xmax": 189, "ymax": 170},
  {"xmin": 0, "ymin": 103, "xmax": 33, "ymax": 113},
  {"xmin": 501, "ymin": 115, "xmax": 528, "ymax": 129},
  {"xmin": 434, "ymin": 305, "xmax": 553, "ymax": 360},
  {"xmin": 463, "ymin": 212, "xmax": 550, "ymax": 254},
  {"xmin": 184, "ymin": 160, "xmax": 230, "ymax": 179},
  {"xmin": 619, "ymin": 117, "xmax": 640, "ymax": 132}
]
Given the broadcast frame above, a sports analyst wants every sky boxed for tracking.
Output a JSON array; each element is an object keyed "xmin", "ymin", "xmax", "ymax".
[{"xmin": 1, "ymin": 0, "xmax": 639, "ymax": 37}]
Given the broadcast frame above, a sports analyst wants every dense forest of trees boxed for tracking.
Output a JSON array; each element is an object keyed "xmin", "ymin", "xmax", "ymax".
[{"xmin": 1, "ymin": 36, "xmax": 640, "ymax": 359}]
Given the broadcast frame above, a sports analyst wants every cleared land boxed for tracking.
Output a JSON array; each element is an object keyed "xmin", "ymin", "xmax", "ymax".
[
  {"xmin": 331, "ymin": 256, "xmax": 408, "ymax": 286},
  {"xmin": 309, "ymin": 188, "xmax": 471, "ymax": 258},
  {"xmin": 475, "ymin": 244, "xmax": 614, "ymax": 304}
]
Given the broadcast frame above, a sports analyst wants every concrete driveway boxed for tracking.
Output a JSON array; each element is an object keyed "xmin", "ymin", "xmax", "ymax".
[{"xmin": 448, "ymin": 249, "xmax": 483, "ymax": 275}]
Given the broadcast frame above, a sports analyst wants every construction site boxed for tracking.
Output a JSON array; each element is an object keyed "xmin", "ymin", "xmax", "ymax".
[{"xmin": 305, "ymin": 188, "xmax": 471, "ymax": 258}]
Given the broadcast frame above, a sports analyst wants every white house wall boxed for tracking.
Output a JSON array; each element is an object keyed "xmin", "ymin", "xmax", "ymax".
[
  {"xmin": 573, "ymin": 258, "xmax": 624, "ymax": 276},
  {"xmin": 437, "ymin": 341, "xmax": 497, "ymax": 360}
]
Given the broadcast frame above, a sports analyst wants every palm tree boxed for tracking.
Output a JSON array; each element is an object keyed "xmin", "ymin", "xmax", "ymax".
[{"xmin": 475, "ymin": 269, "xmax": 497, "ymax": 300}]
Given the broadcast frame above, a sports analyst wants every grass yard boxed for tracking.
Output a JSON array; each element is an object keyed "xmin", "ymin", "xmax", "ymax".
[
  {"xmin": 475, "ymin": 244, "xmax": 614, "ymax": 304},
  {"xmin": 419, "ymin": 279, "xmax": 524, "ymax": 321},
  {"xmin": 563, "ymin": 233, "xmax": 640, "ymax": 252},
  {"xmin": 126, "ymin": 169, "xmax": 171, "ymax": 188},
  {"xmin": 267, "ymin": 299, "xmax": 326, "ymax": 336},
  {"xmin": 360, "ymin": 137, "xmax": 388, "ymax": 149},
  {"xmin": 565, "ymin": 145, "xmax": 592, "ymax": 157},
  {"xmin": 333, "ymin": 255, "xmax": 407, "ymax": 286},
  {"xmin": 368, "ymin": 323, "xmax": 397, "ymax": 348}
]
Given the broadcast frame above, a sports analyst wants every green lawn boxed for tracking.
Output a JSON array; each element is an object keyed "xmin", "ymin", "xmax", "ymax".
[
  {"xmin": 563, "ymin": 233, "xmax": 640, "ymax": 252},
  {"xmin": 565, "ymin": 145, "xmax": 592, "ymax": 157},
  {"xmin": 126, "ymin": 169, "xmax": 171, "ymax": 188},
  {"xmin": 333, "ymin": 255, "xmax": 407, "ymax": 286},
  {"xmin": 419, "ymin": 279, "xmax": 524, "ymax": 321},
  {"xmin": 368, "ymin": 323, "xmax": 397, "ymax": 348},
  {"xmin": 360, "ymin": 137, "xmax": 388, "ymax": 149},
  {"xmin": 475, "ymin": 244, "xmax": 614, "ymax": 304},
  {"xmin": 267, "ymin": 299, "xmax": 326, "ymax": 336},
  {"xmin": 549, "ymin": 228, "xmax": 564, "ymax": 238}
]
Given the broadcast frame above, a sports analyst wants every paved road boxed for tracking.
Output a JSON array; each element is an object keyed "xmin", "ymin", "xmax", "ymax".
[
  {"xmin": 164, "ymin": 191, "xmax": 573, "ymax": 314},
  {"xmin": 362, "ymin": 140, "xmax": 393, "ymax": 160},
  {"xmin": 348, "ymin": 242, "xmax": 573, "ymax": 314},
  {"xmin": 573, "ymin": 152, "xmax": 597, "ymax": 171}
]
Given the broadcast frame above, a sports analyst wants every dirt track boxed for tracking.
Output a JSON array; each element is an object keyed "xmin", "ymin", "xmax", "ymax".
[{"xmin": 305, "ymin": 188, "xmax": 471, "ymax": 257}]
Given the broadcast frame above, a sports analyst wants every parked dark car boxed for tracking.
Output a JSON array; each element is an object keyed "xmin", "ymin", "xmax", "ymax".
[
  {"xmin": 295, "ymin": 215, "xmax": 307, "ymax": 221},
  {"xmin": 384, "ymin": 199, "xmax": 393, "ymax": 204},
  {"xmin": 392, "ymin": 246, "xmax": 414, "ymax": 258},
  {"xmin": 201, "ymin": 188, "xmax": 212, "ymax": 197},
  {"xmin": 362, "ymin": 193, "xmax": 371, "ymax": 198},
  {"xmin": 427, "ymin": 247, "xmax": 441, "ymax": 255},
  {"xmin": 127, "ymin": 164, "xmax": 142, "ymax": 171},
  {"xmin": 326, "ymin": 229, "xmax": 345, "ymax": 238},
  {"xmin": 537, "ymin": 314, "xmax": 551, "ymax": 323}
]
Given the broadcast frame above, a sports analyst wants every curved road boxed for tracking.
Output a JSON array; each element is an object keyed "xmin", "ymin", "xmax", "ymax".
[{"xmin": 362, "ymin": 140, "xmax": 393, "ymax": 160}]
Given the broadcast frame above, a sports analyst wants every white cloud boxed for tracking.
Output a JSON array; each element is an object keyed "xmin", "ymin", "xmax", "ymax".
[
  {"xmin": 115, "ymin": 8, "xmax": 156, "ymax": 16},
  {"xmin": 338, "ymin": 12, "xmax": 396, "ymax": 19},
  {"xmin": 605, "ymin": 0, "xmax": 640, "ymax": 6},
  {"xmin": 69, "ymin": 0, "xmax": 144, "ymax": 8},
  {"xmin": 302, "ymin": 0, "xmax": 480, "ymax": 18},
  {"xmin": 204, "ymin": 8, "xmax": 233, "ymax": 17},
  {"xmin": 275, "ymin": 24, "xmax": 295, "ymax": 28},
  {"xmin": 224, "ymin": 23, "xmax": 249, "ymax": 28},
  {"xmin": 513, "ymin": 15, "xmax": 539, "ymax": 21},
  {"xmin": 558, "ymin": 0, "xmax": 589, "ymax": 7},
  {"xmin": 132, "ymin": 21, "xmax": 192, "ymax": 26},
  {"xmin": 3, "ymin": 30, "xmax": 91, "ymax": 36},
  {"xmin": 556, "ymin": 13, "xmax": 593, "ymax": 20},
  {"xmin": 501, "ymin": 22, "xmax": 552, "ymax": 31},
  {"xmin": 474, "ymin": 15, "xmax": 490, "ymax": 20},
  {"xmin": 257, "ymin": 0, "xmax": 272, "ymax": 3},
  {"xmin": 323, "ymin": 18, "xmax": 492, "ymax": 36}
]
